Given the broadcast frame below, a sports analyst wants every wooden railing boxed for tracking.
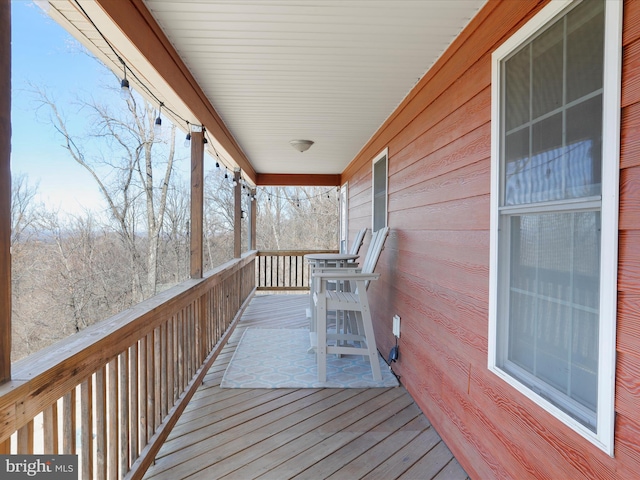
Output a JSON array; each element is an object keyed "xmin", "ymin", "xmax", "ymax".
[
  {"xmin": 0, "ymin": 252, "xmax": 256, "ymax": 480},
  {"xmin": 256, "ymin": 249, "xmax": 338, "ymax": 291}
]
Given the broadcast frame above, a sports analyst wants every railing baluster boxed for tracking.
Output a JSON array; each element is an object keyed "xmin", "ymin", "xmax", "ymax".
[
  {"xmin": 17, "ymin": 419, "xmax": 33, "ymax": 454},
  {"xmin": 160, "ymin": 322, "xmax": 167, "ymax": 419},
  {"xmin": 185, "ymin": 306, "xmax": 191, "ymax": 381},
  {"xmin": 154, "ymin": 327, "xmax": 161, "ymax": 430},
  {"xmin": 62, "ymin": 390, "xmax": 75, "ymax": 454},
  {"xmin": 184, "ymin": 306, "xmax": 190, "ymax": 381},
  {"xmin": 195, "ymin": 299, "xmax": 201, "ymax": 370},
  {"xmin": 191, "ymin": 303, "xmax": 196, "ymax": 376},
  {"xmin": 95, "ymin": 366, "xmax": 107, "ymax": 480},
  {"xmin": 43, "ymin": 402, "xmax": 58, "ymax": 454},
  {"xmin": 214, "ymin": 284, "xmax": 220, "ymax": 342},
  {"xmin": 119, "ymin": 351, "xmax": 130, "ymax": 475},
  {"xmin": 177, "ymin": 310, "xmax": 184, "ymax": 394},
  {"xmin": 269, "ymin": 255, "xmax": 273, "ymax": 287},
  {"xmin": 171, "ymin": 315, "xmax": 180, "ymax": 405},
  {"xmin": 107, "ymin": 359, "xmax": 118, "ymax": 480},
  {"xmin": 146, "ymin": 331, "xmax": 154, "ymax": 443},
  {"xmin": 81, "ymin": 377, "xmax": 93, "ymax": 480},
  {"xmin": 191, "ymin": 304, "xmax": 197, "ymax": 378},
  {"xmin": 129, "ymin": 343, "xmax": 138, "ymax": 465},
  {"xmin": 167, "ymin": 317, "xmax": 175, "ymax": 409},
  {"xmin": 206, "ymin": 294, "xmax": 212, "ymax": 355},
  {"xmin": 138, "ymin": 336, "xmax": 147, "ymax": 453}
]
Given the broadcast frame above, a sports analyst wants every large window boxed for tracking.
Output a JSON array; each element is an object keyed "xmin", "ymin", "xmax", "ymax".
[
  {"xmin": 488, "ymin": 0, "xmax": 621, "ymax": 454},
  {"xmin": 372, "ymin": 148, "xmax": 388, "ymax": 232}
]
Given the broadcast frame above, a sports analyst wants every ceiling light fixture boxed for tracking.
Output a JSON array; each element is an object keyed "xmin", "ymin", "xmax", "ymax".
[{"xmin": 289, "ymin": 139, "xmax": 314, "ymax": 153}]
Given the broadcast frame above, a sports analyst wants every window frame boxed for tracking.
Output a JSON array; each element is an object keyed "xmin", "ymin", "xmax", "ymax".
[
  {"xmin": 339, "ymin": 182, "xmax": 349, "ymax": 252},
  {"xmin": 488, "ymin": 0, "xmax": 621, "ymax": 455},
  {"xmin": 372, "ymin": 148, "xmax": 389, "ymax": 233}
]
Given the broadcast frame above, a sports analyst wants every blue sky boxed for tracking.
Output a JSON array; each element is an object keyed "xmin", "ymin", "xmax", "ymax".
[{"xmin": 11, "ymin": 0, "xmax": 190, "ymax": 216}]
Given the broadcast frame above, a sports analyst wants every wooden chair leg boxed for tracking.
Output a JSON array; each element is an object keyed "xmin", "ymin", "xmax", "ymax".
[
  {"xmin": 359, "ymin": 299, "xmax": 382, "ymax": 381},
  {"xmin": 316, "ymin": 291, "xmax": 328, "ymax": 382}
]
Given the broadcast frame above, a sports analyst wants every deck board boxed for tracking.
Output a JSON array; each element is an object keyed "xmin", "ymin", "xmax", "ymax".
[{"xmin": 143, "ymin": 294, "xmax": 469, "ymax": 480}]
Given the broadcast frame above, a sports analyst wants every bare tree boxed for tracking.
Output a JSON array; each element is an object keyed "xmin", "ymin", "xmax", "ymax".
[
  {"xmin": 10, "ymin": 173, "xmax": 41, "ymax": 246},
  {"xmin": 36, "ymin": 87, "xmax": 177, "ymax": 301},
  {"xmin": 203, "ymin": 170, "xmax": 235, "ymax": 268},
  {"xmin": 255, "ymin": 186, "xmax": 338, "ymax": 250},
  {"xmin": 160, "ymin": 177, "xmax": 190, "ymax": 285}
]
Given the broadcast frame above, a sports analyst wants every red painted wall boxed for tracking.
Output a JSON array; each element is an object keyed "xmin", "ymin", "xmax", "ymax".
[{"xmin": 342, "ymin": 0, "xmax": 640, "ymax": 477}]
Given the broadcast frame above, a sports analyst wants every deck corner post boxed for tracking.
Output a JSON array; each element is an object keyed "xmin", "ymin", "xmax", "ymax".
[
  {"xmin": 190, "ymin": 128, "xmax": 204, "ymax": 279},
  {"xmin": 234, "ymin": 168, "xmax": 242, "ymax": 258},
  {"xmin": 249, "ymin": 187, "xmax": 257, "ymax": 251},
  {"xmin": 0, "ymin": 0, "xmax": 12, "ymax": 384}
]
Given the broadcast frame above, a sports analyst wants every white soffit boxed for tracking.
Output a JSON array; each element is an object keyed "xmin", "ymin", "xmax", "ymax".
[{"xmin": 142, "ymin": 0, "xmax": 487, "ymax": 176}]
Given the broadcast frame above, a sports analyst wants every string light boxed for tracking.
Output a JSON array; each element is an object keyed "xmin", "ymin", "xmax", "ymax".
[
  {"xmin": 183, "ymin": 121, "xmax": 191, "ymax": 148},
  {"xmin": 71, "ymin": 0, "xmax": 256, "ymax": 189},
  {"xmin": 154, "ymin": 103, "xmax": 163, "ymax": 136},
  {"xmin": 120, "ymin": 63, "xmax": 130, "ymax": 100},
  {"xmin": 73, "ymin": 0, "xmax": 340, "ymax": 210}
]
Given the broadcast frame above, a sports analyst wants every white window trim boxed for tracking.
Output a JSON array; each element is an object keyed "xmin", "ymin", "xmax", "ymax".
[
  {"xmin": 488, "ymin": 0, "xmax": 621, "ymax": 455},
  {"xmin": 339, "ymin": 182, "xmax": 349, "ymax": 252},
  {"xmin": 372, "ymin": 148, "xmax": 389, "ymax": 232}
]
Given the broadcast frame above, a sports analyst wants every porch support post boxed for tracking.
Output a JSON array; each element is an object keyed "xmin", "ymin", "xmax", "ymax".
[
  {"xmin": 190, "ymin": 128, "xmax": 204, "ymax": 279},
  {"xmin": 249, "ymin": 188, "xmax": 257, "ymax": 251},
  {"xmin": 0, "ymin": 0, "xmax": 11, "ymax": 384},
  {"xmin": 233, "ymin": 169, "xmax": 242, "ymax": 258}
]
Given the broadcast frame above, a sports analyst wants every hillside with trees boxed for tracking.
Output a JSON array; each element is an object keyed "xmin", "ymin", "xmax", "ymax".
[{"xmin": 11, "ymin": 87, "xmax": 338, "ymax": 362}]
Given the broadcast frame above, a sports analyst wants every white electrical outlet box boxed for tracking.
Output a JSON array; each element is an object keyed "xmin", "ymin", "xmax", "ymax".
[{"xmin": 392, "ymin": 315, "xmax": 401, "ymax": 337}]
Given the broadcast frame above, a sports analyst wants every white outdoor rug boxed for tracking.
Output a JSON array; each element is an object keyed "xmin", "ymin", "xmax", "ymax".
[{"xmin": 220, "ymin": 328, "xmax": 399, "ymax": 388}]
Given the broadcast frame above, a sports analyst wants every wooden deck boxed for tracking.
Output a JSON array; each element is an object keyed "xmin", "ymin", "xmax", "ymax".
[{"xmin": 142, "ymin": 294, "xmax": 469, "ymax": 480}]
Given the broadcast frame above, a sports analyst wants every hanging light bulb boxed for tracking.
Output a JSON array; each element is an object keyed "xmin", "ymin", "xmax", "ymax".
[
  {"xmin": 216, "ymin": 161, "xmax": 220, "ymax": 168},
  {"xmin": 154, "ymin": 104, "xmax": 163, "ymax": 136},
  {"xmin": 120, "ymin": 78, "xmax": 130, "ymax": 100},
  {"xmin": 183, "ymin": 122, "xmax": 191, "ymax": 148},
  {"xmin": 120, "ymin": 63, "xmax": 130, "ymax": 100}
]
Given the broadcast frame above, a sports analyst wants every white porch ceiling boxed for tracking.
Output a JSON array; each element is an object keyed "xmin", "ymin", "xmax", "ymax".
[{"xmin": 47, "ymin": 0, "xmax": 487, "ymax": 181}]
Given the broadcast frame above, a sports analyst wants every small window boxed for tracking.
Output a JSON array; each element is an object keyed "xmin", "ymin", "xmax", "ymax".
[
  {"xmin": 372, "ymin": 149, "xmax": 388, "ymax": 232},
  {"xmin": 488, "ymin": 0, "xmax": 621, "ymax": 454}
]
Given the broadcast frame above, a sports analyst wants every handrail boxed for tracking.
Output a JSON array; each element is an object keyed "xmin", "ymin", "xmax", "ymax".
[
  {"xmin": 256, "ymin": 249, "xmax": 338, "ymax": 291},
  {"xmin": 0, "ymin": 252, "xmax": 257, "ymax": 479}
]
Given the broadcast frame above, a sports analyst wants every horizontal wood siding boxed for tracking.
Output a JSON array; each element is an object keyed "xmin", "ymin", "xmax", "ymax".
[{"xmin": 342, "ymin": 0, "xmax": 640, "ymax": 478}]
